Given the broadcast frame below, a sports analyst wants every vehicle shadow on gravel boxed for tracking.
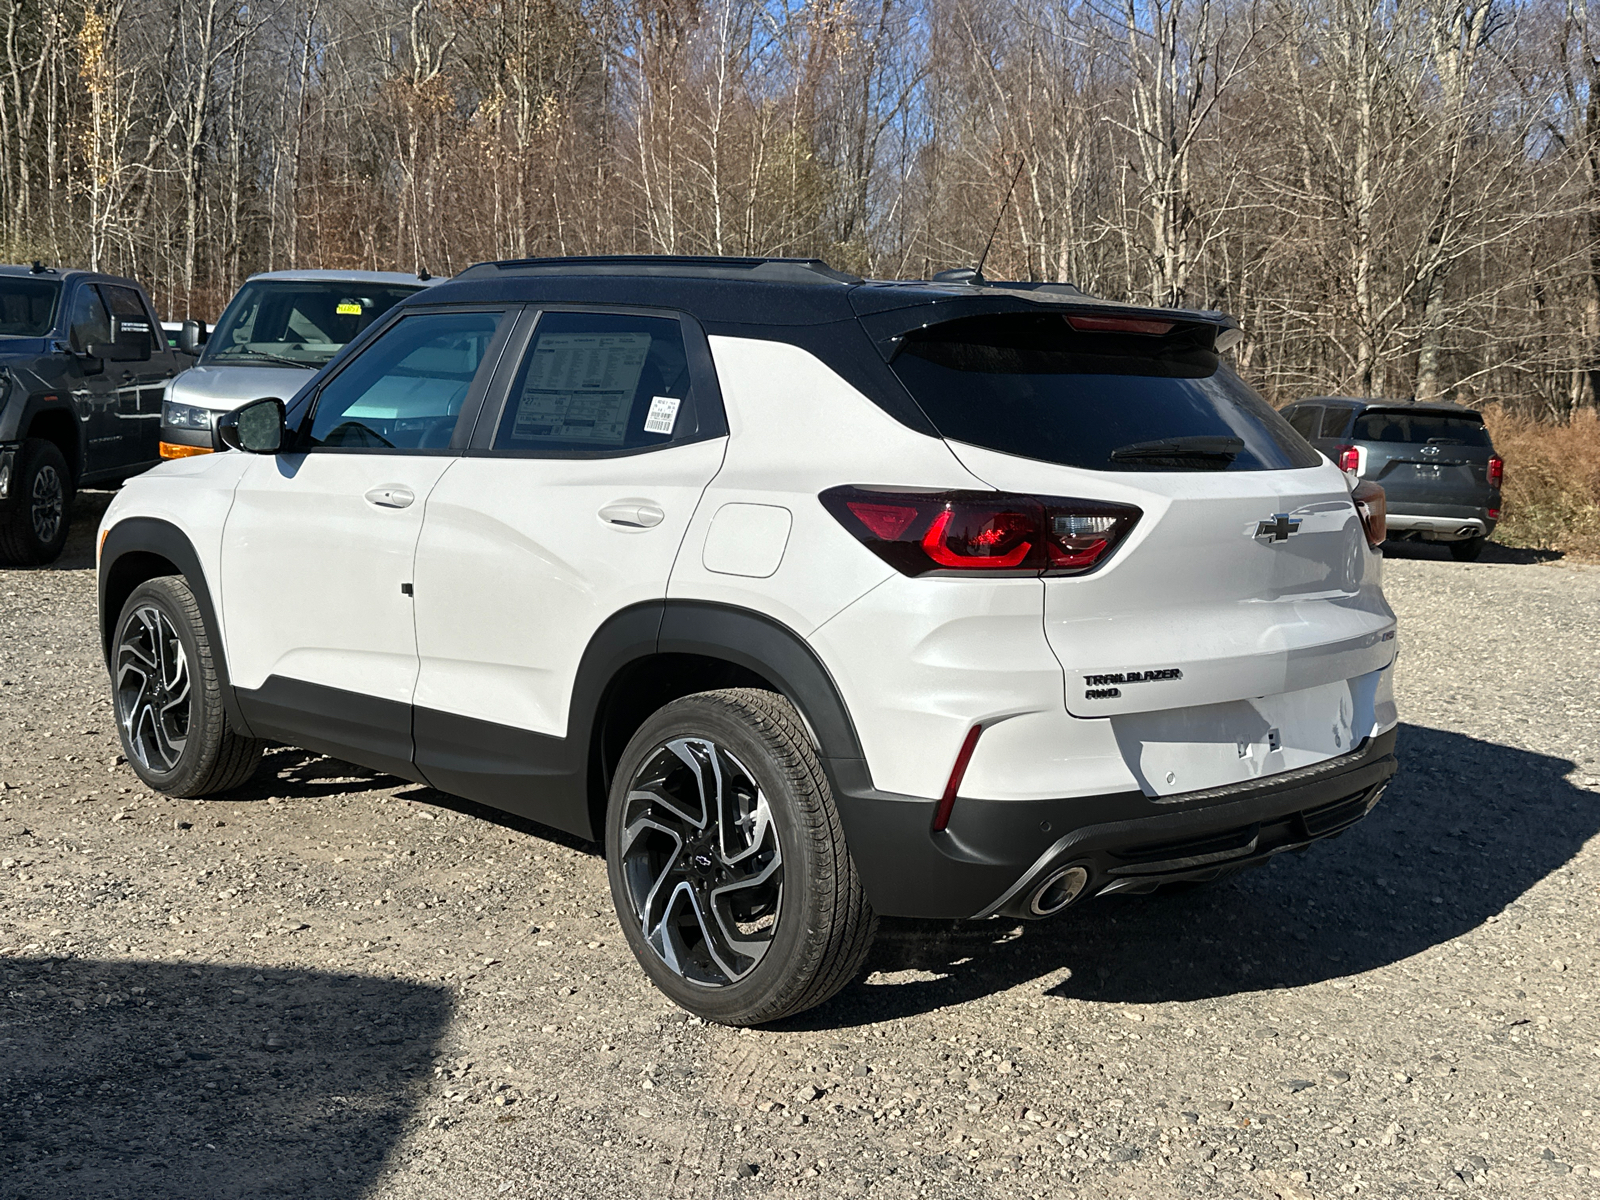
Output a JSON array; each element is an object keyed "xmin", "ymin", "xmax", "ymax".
[
  {"xmin": 1382, "ymin": 539, "xmax": 1563, "ymax": 565},
  {"xmin": 0, "ymin": 957, "xmax": 450, "ymax": 1198},
  {"xmin": 794, "ymin": 722, "xmax": 1597, "ymax": 1027}
]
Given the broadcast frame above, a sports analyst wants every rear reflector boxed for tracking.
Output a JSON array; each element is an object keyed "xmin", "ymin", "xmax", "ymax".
[
  {"xmin": 160, "ymin": 442, "xmax": 212, "ymax": 459},
  {"xmin": 1487, "ymin": 507, "xmax": 1500, "ymax": 520},
  {"xmin": 1065, "ymin": 314, "xmax": 1174, "ymax": 336},
  {"xmin": 932, "ymin": 725, "xmax": 984, "ymax": 833},
  {"xmin": 1487, "ymin": 455, "xmax": 1504, "ymax": 487},
  {"xmin": 1352, "ymin": 481, "xmax": 1386, "ymax": 548},
  {"xmin": 823, "ymin": 487, "xmax": 1141, "ymax": 578}
]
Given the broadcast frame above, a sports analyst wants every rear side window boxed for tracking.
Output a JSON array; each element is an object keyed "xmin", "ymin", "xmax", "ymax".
[
  {"xmin": 1285, "ymin": 406, "xmax": 1321, "ymax": 438},
  {"xmin": 491, "ymin": 311, "xmax": 702, "ymax": 455},
  {"xmin": 889, "ymin": 313, "xmax": 1319, "ymax": 472},
  {"xmin": 1353, "ymin": 410, "xmax": 1491, "ymax": 447},
  {"xmin": 1318, "ymin": 407, "xmax": 1351, "ymax": 438}
]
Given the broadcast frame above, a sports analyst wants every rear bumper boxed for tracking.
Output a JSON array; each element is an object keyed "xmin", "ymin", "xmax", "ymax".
[
  {"xmin": 828, "ymin": 727, "xmax": 1397, "ymax": 919},
  {"xmin": 1387, "ymin": 512, "xmax": 1494, "ymax": 541}
]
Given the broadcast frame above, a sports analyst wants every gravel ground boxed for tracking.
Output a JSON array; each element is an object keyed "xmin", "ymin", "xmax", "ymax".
[{"xmin": 1, "ymin": 494, "xmax": 1597, "ymax": 1200}]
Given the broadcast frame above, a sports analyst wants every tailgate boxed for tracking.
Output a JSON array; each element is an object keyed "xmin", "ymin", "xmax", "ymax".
[{"xmin": 946, "ymin": 443, "xmax": 1396, "ymax": 718}]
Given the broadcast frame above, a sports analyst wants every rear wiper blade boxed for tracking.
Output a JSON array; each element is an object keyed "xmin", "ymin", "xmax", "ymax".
[
  {"xmin": 1110, "ymin": 435, "xmax": 1244, "ymax": 461},
  {"xmin": 1425, "ymin": 437, "xmax": 1465, "ymax": 445}
]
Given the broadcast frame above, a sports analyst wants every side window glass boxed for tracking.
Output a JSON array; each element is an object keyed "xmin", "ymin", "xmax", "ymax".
[
  {"xmin": 101, "ymin": 285, "xmax": 155, "ymax": 360},
  {"xmin": 68, "ymin": 286, "xmax": 111, "ymax": 352},
  {"xmin": 1285, "ymin": 406, "xmax": 1320, "ymax": 438},
  {"xmin": 492, "ymin": 311, "xmax": 697, "ymax": 454},
  {"xmin": 305, "ymin": 310, "xmax": 504, "ymax": 451},
  {"xmin": 1318, "ymin": 407, "xmax": 1349, "ymax": 439}
]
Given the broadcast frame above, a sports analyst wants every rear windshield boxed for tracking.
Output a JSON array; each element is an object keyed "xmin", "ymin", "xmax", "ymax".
[
  {"xmin": 0, "ymin": 278, "xmax": 61, "ymax": 337},
  {"xmin": 1353, "ymin": 410, "xmax": 1491, "ymax": 447},
  {"xmin": 202, "ymin": 280, "xmax": 422, "ymax": 369},
  {"xmin": 888, "ymin": 313, "xmax": 1319, "ymax": 471}
]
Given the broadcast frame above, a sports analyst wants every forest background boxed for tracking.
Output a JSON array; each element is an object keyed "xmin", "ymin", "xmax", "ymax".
[{"xmin": 3, "ymin": 0, "xmax": 1597, "ymax": 550}]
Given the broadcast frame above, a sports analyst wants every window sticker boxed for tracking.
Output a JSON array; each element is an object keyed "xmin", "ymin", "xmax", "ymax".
[
  {"xmin": 643, "ymin": 395, "xmax": 681, "ymax": 436},
  {"xmin": 336, "ymin": 300, "xmax": 364, "ymax": 316},
  {"xmin": 511, "ymin": 331, "xmax": 651, "ymax": 444}
]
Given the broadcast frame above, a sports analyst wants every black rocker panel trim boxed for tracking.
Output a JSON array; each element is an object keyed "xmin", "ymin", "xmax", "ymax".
[
  {"xmin": 235, "ymin": 676, "xmax": 424, "ymax": 785},
  {"xmin": 98, "ymin": 517, "xmax": 253, "ymax": 738}
]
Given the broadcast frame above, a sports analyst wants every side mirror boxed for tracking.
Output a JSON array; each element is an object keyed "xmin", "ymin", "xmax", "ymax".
[
  {"xmin": 179, "ymin": 319, "xmax": 206, "ymax": 356},
  {"xmin": 217, "ymin": 397, "xmax": 286, "ymax": 454}
]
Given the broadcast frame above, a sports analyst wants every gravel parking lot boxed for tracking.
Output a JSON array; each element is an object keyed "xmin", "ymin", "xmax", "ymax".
[{"xmin": 1, "ymin": 495, "xmax": 1597, "ymax": 1200}]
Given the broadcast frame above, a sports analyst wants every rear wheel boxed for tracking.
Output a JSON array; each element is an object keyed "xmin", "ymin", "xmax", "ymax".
[
  {"xmin": 605, "ymin": 688, "xmax": 877, "ymax": 1026},
  {"xmin": 1449, "ymin": 536, "xmax": 1485, "ymax": 562},
  {"xmin": 113, "ymin": 576, "xmax": 264, "ymax": 797},
  {"xmin": 0, "ymin": 438, "xmax": 73, "ymax": 566}
]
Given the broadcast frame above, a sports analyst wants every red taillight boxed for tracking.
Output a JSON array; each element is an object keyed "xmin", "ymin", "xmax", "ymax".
[
  {"xmin": 1334, "ymin": 444, "xmax": 1360, "ymax": 474},
  {"xmin": 1352, "ymin": 480, "xmax": 1386, "ymax": 548},
  {"xmin": 932, "ymin": 724, "xmax": 984, "ymax": 832},
  {"xmin": 1487, "ymin": 455, "xmax": 1504, "ymax": 487},
  {"xmin": 1065, "ymin": 314, "xmax": 1175, "ymax": 336},
  {"xmin": 1487, "ymin": 507, "xmax": 1500, "ymax": 520},
  {"xmin": 822, "ymin": 487, "xmax": 1141, "ymax": 577}
]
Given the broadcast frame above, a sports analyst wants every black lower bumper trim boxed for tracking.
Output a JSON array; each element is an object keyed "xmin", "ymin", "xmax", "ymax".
[{"xmin": 828, "ymin": 727, "xmax": 1397, "ymax": 919}]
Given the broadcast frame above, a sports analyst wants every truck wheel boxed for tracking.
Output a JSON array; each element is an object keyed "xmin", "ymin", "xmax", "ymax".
[
  {"xmin": 0, "ymin": 438, "xmax": 73, "ymax": 566},
  {"xmin": 1449, "ymin": 536, "xmax": 1485, "ymax": 562},
  {"xmin": 113, "ymin": 576, "xmax": 264, "ymax": 797},
  {"xmin": 606, "ymin": 688, "xmax": 877, "ymax": 1026}
]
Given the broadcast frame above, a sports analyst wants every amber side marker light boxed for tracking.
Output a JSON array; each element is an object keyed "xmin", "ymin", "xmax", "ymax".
[{"xmin": 160, "ymin": 442, "xmax": 213, "ymax": 459}]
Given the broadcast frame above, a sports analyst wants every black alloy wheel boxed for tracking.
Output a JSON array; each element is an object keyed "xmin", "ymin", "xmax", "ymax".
[{"xmin": 0, "ymin": 438, "xmax": 73, "ymax": 565}]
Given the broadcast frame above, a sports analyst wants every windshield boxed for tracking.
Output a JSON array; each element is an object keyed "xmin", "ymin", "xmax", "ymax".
[
  {"xmin": 0, "ymin": 278, "xmax": 62, "ymax": 337},
  {"xmin": 201, "ymin": 280, "xmax": 422, "ymax": 368},
  {"xmin": 1353, "ymin": 410, "xmax": 1492, "ymax": 448},
  {"xmin": 888, "ymin": 313, "xmax": 1319, "ymax": 472}
]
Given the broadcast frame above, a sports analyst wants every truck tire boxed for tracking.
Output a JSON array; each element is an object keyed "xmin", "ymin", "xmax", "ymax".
[{"xmin": 0, "ymin": 438, "xmax": 73, "ymax": 566}]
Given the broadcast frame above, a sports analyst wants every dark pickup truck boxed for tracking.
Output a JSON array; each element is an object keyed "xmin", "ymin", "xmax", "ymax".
[
  {"xmin": 0, "ymin": 265, "xmax": 185, "ymax": 564},
  {"xmin": 1282, "ymin": 396, "xmax": 1503, "ymax": 561}
]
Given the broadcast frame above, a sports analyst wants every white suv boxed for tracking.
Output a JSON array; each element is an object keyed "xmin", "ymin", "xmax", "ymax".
[{"xmin": 97, "ymin": 257, "xmax": 1398, "ymax": 1025}]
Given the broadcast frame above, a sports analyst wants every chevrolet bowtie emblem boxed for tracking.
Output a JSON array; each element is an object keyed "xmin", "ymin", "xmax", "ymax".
[{"xmin": 1255, "ymin": 513, "xmax": 1302, "ymax": 542}]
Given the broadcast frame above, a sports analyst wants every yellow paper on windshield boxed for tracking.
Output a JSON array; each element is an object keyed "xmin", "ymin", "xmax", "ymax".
[{"xmin": 336, "ymin": 301, "xmax": 363, "ymax": 316}]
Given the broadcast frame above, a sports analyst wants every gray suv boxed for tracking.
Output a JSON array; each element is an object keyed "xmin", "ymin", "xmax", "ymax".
[{"xmin": 1282, "ymin": 396, "xmax": 1502, "ymax": 561}]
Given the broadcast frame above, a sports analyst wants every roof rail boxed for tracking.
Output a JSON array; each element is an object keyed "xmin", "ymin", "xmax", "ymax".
[{"xmin": 456, "ymin": 255, "xmax": 860, "ymax": 286}]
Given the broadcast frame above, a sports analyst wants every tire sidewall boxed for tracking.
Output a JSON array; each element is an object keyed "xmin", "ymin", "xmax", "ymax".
[
  {"xmin": 114, "ymin": 578, "xmax": 211, "ymax": 793},
  {"xmin": 6, "ymin": 440, "xmax": 73, "ymax": 563},
  {"xmin": 605, "ymin": 695, "xmax": 827, "ymax": 1024}
]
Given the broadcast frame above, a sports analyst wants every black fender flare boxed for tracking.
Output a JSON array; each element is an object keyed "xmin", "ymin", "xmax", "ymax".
[{"xmin": 98, "ymin": 516, "xmax": 254, "ymax": 737}]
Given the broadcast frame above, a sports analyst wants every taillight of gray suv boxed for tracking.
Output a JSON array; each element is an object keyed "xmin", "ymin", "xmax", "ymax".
[{"xmin": 1283, "ymin": 396, "xmax": 1502, "ymax": 561}]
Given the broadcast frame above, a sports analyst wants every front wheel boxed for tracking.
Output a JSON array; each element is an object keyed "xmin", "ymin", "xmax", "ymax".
[
  {"xmin": 113, "ymin": 576, "xmax": 264, "ymax": 797},
  {"xmin": 0, "ymin": 438, "xmax": 73, "ymax": 565},
  {"xmin": 606, "ymin": 689, "xmax": 877, "ymax": 1026}
]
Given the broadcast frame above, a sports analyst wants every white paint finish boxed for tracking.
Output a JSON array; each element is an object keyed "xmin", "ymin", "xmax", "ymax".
[
  {"xmin": 959, "ymin": 709, "xmax": 1140, "ymax": 801},
  {"xmin": 945, "ymin": 441, "xmax": 1396, "ymax": 717},
  {"xmin": 806, "ymin": 573, "xmax": 1065, "ymax": 800},
  {"xmin": 411, "ymin": 438, "xmax": 725, "ymax": 736},
  {"xmin": 667, "ymin": 336, "xmax": 986, "ymax": 636},
  {"xmin": 702, "ymin": 503, "xmax": 792, "ymax": 578},
  {"xmin": 99, "ymin": 452, "xmax": 254, "ymax": 644},
  {"xmin": 1110, "ymin": 666, "xmax": 1392, "ymax": 797},
  {"xmin": 219, "ymin": 452, "xmax": 454, "ymax": 699}
]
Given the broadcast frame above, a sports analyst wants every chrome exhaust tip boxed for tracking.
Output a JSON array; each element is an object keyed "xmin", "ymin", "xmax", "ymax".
[{"xmin": 1027, "ymin": 865, "xmax": 1089, "ymax": 917}]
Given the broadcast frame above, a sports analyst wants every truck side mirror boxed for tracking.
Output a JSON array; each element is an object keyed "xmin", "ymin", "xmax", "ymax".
[
  {"xmin": 179, "ymin": 319, "xmax": 206, "ymax": 356},
  {"xmin": 217, "ymin": 397, "xmax": 286, "ymax": 454}
]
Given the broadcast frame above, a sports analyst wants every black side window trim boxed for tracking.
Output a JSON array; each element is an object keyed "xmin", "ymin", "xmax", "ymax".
[
  {"xmin": 290, "ymin": 305, "xmax": 520, "ymax": 456},
  {"xmin": 466, "ymin": 304, "xmax": 729, "ymax": 457}
]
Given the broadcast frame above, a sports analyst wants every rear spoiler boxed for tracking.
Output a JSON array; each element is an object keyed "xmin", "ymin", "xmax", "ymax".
[{"xmin": 851, "ymin": 291, "xmax": 1243, "ymax": 362}]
